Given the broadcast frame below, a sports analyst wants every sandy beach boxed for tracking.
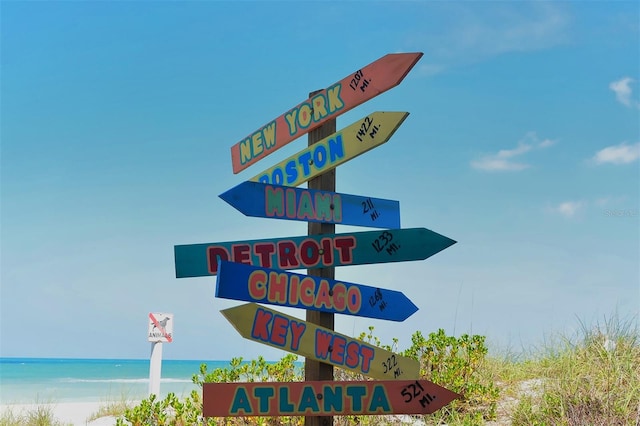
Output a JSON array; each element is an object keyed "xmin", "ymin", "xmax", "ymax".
[{"xmin": 0, "ymin": 402, "xmax": 122, "ymax": 426}]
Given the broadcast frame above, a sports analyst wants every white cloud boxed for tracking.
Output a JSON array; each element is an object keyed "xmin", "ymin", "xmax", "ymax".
[
  {"xmin": 609, "ymin": 77, "xmax": 639, "ymax": 108},
  {"xmin": 417, "ymin": 63, "xmax": 445, "ymax": 77},
  {"xmin": 551, "ymin": 201, "xmax": 585, "ymax": 218},
  {"xmin": 592, "ymin": 142, "xmax": 640, "ymax": 165},
  {"xmin": 409, "ymin": 2, "xmax": 570, "ymax": 74},
  {"xmin": 538, "ymin": 138, "xmax": 556, "ymax": 148},
  {"xmin": 595, "ymin": 196, "xmax": 627, "ymax": 207},
  {"xmin": 471, "ymin": 157, "xmax": 530, "ymax": 172},
  {"xmin": 471, "ymin": 132, "xmax": 556, "ymax": 172}
]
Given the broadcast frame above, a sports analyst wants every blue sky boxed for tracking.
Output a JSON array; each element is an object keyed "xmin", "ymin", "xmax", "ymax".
[{"xmin": 1, "ymin": 1, "xmax": 638, "ymax": 361}]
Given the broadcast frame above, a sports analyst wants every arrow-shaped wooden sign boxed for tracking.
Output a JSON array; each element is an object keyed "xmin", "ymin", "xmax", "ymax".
[
  {"xmin": 231, "ymin": 52, "xmax": 423, "ymax": 173},
  {"xmin": 219, "ymin": 181, "xmax": 400, "ymax": 229},
  {"xmin": 215, "ymin": 260, "xmax": 418, "ymax": 322},
  {"xmin": 203, "ymin": 380, "xmax": 461, "ymax": 417},
  {"xmin": 250, "ymin": 112, "xmax": 408, "ymax": 187},
  {"xmin": 221, "ymin": 303, "xmax": 420, "ymax": 381},
  {"xmin": 174, "ymin": 227, "xmax": 456, "ymax": 278}
]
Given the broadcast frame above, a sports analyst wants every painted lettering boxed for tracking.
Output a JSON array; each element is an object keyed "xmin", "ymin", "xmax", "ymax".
[
  {"xmin": 369, "ymin": 386, "xmax": 391, "ymax": 413},
  {"xmin": 284, "ymin": 85, "xmax": 344, "ymax": 136},
  {"xmin": 346, "ymin": 386, "xmax": 367, "ymax": 412},
  {"xmin": 279, "ymin": 387, "xmax": 295, "ymax": 413},
  {"xmin": 289, "ymin": 321, "xmax": 306, "ymax": 351},
  {"xmin": 243, "ymin": 270, "xmax": 363, "ymax": 315},
  {"xmin": 267, "ymin": 271, "xmax": 288, "ymax": 304},
  {"xmin": 254, "ymin": 387, "xmax": 274, "ymax": 413},
  {"xmin": 286, "ymin": 188, "xmax": 296, "ymax": 218},
  {"xmin": 265, "ymin": 186, "xmax": 343, "ymax": 223},
  {"xmin": 248, "ymin": 270, "xmax": 267, "ymax": 299},
  {"xmin": 284, "ymin": 110, "xmax": 298, "ymax": 135},
  {"xmin": 297, "ymin": 191, "xmax": 314, "ymax": 220},
  {"xmin": 265, "ymin": 186, "xmax": 284, "ymax": 217},
  {"xmin": 230, "ymin": 387, "xmax": 252, "ymax": 415},
  {"xmin": 345, "ymin": 341, "xmax": 361, "ymax": 368},
  {"xmin": 251, "ymin": 133, "xmax": 263, "ymax": 156},
  {"xmin": 328, "ymin": 135, "xmax": 344, "ymax": 162},
  {"xmin": 298, "ymin": 386, "xmax": 319, "ymax": 413},
  {"xmin": 298, "ymin": 103, "xmax": 312, "ymax": 129},
  {"xmin": 232, "ymin": 244, "xmax": 251, "ymax": 265},
  {"xmin": 254, "ymin": 243, "xmax": 276, "ymax": 267},
  {"xmin": 250, "ymin": 307, "xmax": 306, "ymax": 351},
  {"xmin": 207, "ymin": 246, "xmax": 230, "ymax": 274},
  {"xmin": 330, "ymin": 335, "xmax": 347, "ymax": 364},
  {"xmin": 207, "ymin": 236, "xmax": 357, "ymax": 274},
  {"xmin": 314, "ymin": 280, "xmax": 332, "ymax": 310},
  {"xmin": 315, "ymin": 330, "xmax": 375, "ymax": 373},
  {"xmin": 278, "ymin": 241, "xmax": 299, "ymax": 268},
  {"xmin": 332, "ymin": 283, "xmax": 346, "ymax": 311},
  {"xmin": 239, "ymin": 121, "xmax": 277, "ymax": 166},
  {"xmin": 251, "ymin": 308, "xmax": 272, "ymax": 341},
  {"xmin": 271, "ymin": 315, "xmax": 288, "ymax": 346},
  {"xmin": 300, "ymin": 277, "xmax": 315, "ymax": 307},
  {"xmin": 255, "ymin": 134, "xmax": 345, "ymax": 186},
  {"xmin": 314, "ymin": 192, "xmax": 332, "ymax": 221},
  {"xmin": 224, "ymin": 383, "xmax": 393, "ymax": 416},
  {"xmin": 323, "ymin": 385, "xmax": 342, "ymax": 412},
  {"xmin": 311, "ymin": 93, "xmax": 327, "ymax": 121},
  {"xmin": 327, "ymin": 84, "xmax": 344, "ymax": 113}
]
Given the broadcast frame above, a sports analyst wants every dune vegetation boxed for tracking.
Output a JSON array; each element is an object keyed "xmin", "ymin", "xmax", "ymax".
[
  {"xmin": 115, "ymin": 315, "xmax": 639, "ymax": 426},
  {"xmin": 2, "ymin": 315, "xmax": 638, "ymax": 426}
]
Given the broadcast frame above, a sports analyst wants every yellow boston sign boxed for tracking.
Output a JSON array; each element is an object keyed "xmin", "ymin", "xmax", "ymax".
[{"xmin": 250, "ymin": 112, "xmax": 409, "ymax": 188}]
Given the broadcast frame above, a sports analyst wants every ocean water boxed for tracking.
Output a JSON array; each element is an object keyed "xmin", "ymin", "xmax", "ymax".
[{"xmin": 0, "ymin": 357, "xmax": 231, "ymax": 404}]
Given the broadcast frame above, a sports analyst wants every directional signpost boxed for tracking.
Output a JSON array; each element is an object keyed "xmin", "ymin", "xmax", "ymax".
[
  {"xmin": 221, "ymin": 303, "xmax": 421, "ymax": 381},
  {"xmin": 219, "ymin": 181, "xmax": 401, "ymax": 229},
  {"xmin": 170, "ymin": 50, "xmax": 463, "ymax": 421},
  {"xmin": 250, "ymin": 112, "xmax": 408, "ymax": 187},
  {"xmin": 216, "ymin": 260, "xmax": 418, "ymax": 321},
  {"xmin": 174, "ymin": 227, "xmax": 456, "ymax": 278},
  {"xmin": 203, "ymin": 380, "xmax": 461, "ymax": 417},
  {"xmin": 230, "ymin": 52, "xmax": 423, "ymax": 173}
]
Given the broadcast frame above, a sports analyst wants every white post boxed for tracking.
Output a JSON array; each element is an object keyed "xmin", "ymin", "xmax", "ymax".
[{"xmin": 149, "ymin": 341, "xmax": 163, "ymax": 396}]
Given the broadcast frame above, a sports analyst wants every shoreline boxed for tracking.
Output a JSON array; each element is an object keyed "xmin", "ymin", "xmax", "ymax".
[{"xmin": 0, "ymin": 401, "xmax": 131, "ymax": 426}]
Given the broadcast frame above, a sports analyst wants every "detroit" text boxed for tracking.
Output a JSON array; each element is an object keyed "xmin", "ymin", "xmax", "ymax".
[{"xmin": 207, "ymin": 236, "xmax": 356, "ymax": 274}]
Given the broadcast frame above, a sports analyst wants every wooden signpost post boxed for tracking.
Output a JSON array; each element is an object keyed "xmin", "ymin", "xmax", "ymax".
[
  {"xmin": 304, "ymin": 113, "xmax": 337, "ymax": 426},
  {"xmin": 221, "ymin": 302, "xmax": 421, "ymax": 381},
  {"xmin": 230, "ymin": 53, "xmax": 423, "ymax": 173},
  {"xmin": 203, "ymin": 380, "xmax": 461, "ymax": 417},
  {"xmin": 174, "ymin": 227, "xmax": 456, "ymax": 278},
  {"xmin": 219, "ymin": 181, "xmax": 401, "ymax": 229},
  {"xmin": 215, "ymin": 260, "xmax": 418, "ymax": 322}
]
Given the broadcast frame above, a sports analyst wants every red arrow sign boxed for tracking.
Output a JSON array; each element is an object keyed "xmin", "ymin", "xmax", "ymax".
[
  {"xmin": 230, "ymin": 52, "xmax": 423, "ymax": 173},
  {"xmin": 203, "ymin": 380, "xmax": 461, "ymax": 417}
]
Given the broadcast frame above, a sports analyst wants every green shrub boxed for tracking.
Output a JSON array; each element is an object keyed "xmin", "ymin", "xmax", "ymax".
[
  {"xmin": 117, "ymin": 354, "xmax": 303, "ymax": 425},
  {"xmin": 400, "ymin": 328, "xmax": 500, "ymax": 424},
  {"xmin": 118, "ymin": 327, "xmax": 499, "ymax": 425}
]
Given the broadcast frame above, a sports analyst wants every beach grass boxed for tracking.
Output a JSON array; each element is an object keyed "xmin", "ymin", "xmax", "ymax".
[
  {"xmin": 87, "ymin": 392, "xmax": 137, "ymax": 422},
  {"xmin": 0, "ymin": 403, "xmax": 72, "ymax": 426},
  {"xmin": 506, "ymin": 315, "xmax": 640, "ymax": 426}
]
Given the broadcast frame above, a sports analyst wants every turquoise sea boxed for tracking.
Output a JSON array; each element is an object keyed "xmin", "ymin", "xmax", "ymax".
[{"xmin": 0, "ymin": 358, "xmax": 231, "ymax": 404}]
